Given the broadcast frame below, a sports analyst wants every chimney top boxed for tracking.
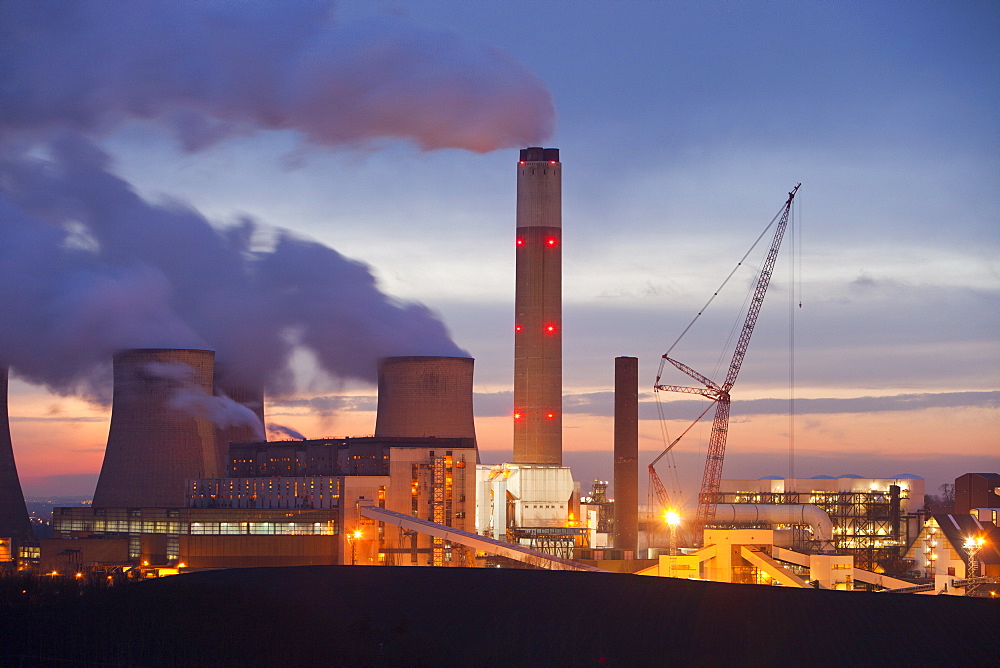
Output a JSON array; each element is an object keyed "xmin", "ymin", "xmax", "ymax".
[{"xmin": 520, "ymin": 147, "xmax": 559, "ymax": 163}]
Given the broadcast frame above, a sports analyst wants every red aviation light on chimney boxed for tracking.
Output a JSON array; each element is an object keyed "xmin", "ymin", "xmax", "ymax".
[
  {"xmin": 544, "ymin": 324, "xmax": 557, "ymax": 334},
  {"xmin": 519, "ymin": 161, "xmax": 526, "ymax": 165},
  {"xmin": 546, "ymin": 237, "xmax": 557, "ymax": 247},
  {"xmin": 516, "ymin": 238, "xmax": 524, "ymax": 246},
  {"xmin": 549, "ymin": 161, "xmax": 557, "ymax": 164},
  {"xmin": 513, "ymin": 411, "xmax": 523, "ymax": 420},
  {"xmin": 546, "ymin": 412, "xmax": 556, "ymax": 419},
  {"xmin": 514, "ymin": 325, "xmax": 523, "ymax": 333}
]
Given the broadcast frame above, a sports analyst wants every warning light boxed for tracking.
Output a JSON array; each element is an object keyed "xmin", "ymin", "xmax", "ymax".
[
  {"xmin": 513, "ymin": 412, "xmax": 522, "ymax": 420},
  {"xmin": 545, "ymin": 324, "xmax": 557, "ymax": 333},
  {"xmin": 546, "ymin": 412, "xmax": 556, "ymax": 419},
  {"xmin": 514, "ymin": 325, "xmax": 523, "ymax": 332},
  {"xmin": 546, "ymin": 237, "xmax": 557, "ymax": 246},
  {"xmin": 516, "ymin": 238, "xmax": 524, "ymax": 246},
  {"xmin": 549, "ymin": 161, "xmax": 557, "ymax": 164},
  {"xmin": 519, "ymin": 161, "xmax": 525, "ymax": 165}
]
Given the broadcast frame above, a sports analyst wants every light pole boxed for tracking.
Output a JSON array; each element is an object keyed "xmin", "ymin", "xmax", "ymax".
[
  {"xmin": 963, "ymin": 535, "xmax": 985, "ymax": 596},
  {"xmin": 664, "ymin": 509, "xmax": 681, "ymax": 578},
  {"xmin": 347, "ymin": 529, "xmax": 363, "ymax": 566}
]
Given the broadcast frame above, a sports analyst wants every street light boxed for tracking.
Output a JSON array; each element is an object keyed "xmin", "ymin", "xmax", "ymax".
[
  {"xmin": 664, "ymin": 509, "xmax": 681, "ymax": 557},
  {"xmin": 347, "ymin": 529, "xmax": 363, "ymax": 566},
  {"xmin": 963, "ymin": 535, "xmax": 986, "ymax": 596}
]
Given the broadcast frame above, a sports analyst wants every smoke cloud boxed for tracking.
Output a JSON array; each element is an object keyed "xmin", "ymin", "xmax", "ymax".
[{"xmin": 0, "ymin": 1, "xmax": 555, "ymax": 400}]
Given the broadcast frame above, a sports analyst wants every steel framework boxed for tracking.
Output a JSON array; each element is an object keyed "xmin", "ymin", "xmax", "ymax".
[{"xmin": 654, "ymin": 185, "xmax": 800, "ymax": 542}]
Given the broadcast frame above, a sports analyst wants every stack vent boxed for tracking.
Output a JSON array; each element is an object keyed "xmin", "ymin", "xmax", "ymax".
[
  {"xmin": 0, "ymin": 367, "xmax": 32, "ymax": 541},
  {"xmin": 374, "ymin": 356, "xmax": 477, "ymax": 444},
  {"xmin": 613, "ymin": 356, "xmax": 639, "ymax": 552},
  {"xmin": 93, "ymin": 349, "xmax": 220, "ymax": 508}
]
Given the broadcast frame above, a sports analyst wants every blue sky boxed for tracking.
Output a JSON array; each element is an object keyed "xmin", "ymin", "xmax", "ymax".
[{"xmin": 2, "ymin": 0, "xmax": 997, "ymax": 496}]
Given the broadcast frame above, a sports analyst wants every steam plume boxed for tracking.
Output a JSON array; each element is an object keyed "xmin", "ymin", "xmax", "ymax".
[
  {"xmin": 0, "ymin": 136, "xmax": 467, "ymax": 397},
  {"xmin": 0, "ymin": 1, "xmax": 556, "ymax": 399},
  {"xmin": 0, "ymin": 1, "xmax": 554, "ymax": 152}
]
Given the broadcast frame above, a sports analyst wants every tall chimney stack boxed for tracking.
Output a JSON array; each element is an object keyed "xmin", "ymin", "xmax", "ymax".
[
  {"xmin": 613, "ymin": 356, "xmax": 639, "ymax": 552},
  {"xmin": 513, "ymin": 147, "xmax": 562, "ymax": 464},
  {"xmin": 0, "ymin": 367, "xmax": 32, "ymax": 542},
  {"xmin": 93, "ymin": 349, "xmax": 220, "ymax": 508}
]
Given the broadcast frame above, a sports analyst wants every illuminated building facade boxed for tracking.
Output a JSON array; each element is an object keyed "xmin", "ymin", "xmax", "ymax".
[
  {"xmin": 715, "ymin": 474, "xmax": 925, "ymax": 573},
  {"xmin": 52, "ymin": 436, "xmax": 477, "ymax": 570}
]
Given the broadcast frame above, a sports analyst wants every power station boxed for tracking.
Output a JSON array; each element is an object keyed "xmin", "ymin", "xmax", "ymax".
[{"xmin": 3, "ymin": 148, "xmax": 997, "ymax": 597}]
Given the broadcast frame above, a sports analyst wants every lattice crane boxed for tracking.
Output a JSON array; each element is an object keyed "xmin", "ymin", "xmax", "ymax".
[{"xmin": 653, "ymin": 184, "xmax": 800, "ymax": 542}]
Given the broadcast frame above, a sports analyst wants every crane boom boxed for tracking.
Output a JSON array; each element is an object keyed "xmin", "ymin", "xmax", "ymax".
[{"xmin": 654, "ymin": 184, "xmax": 799, "ymax": 541}]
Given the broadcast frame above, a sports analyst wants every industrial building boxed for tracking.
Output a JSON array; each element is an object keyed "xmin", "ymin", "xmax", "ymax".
[
  {"xmin": 711, "ymin": 474, "xmax": 925, "ymax": 572},
  {"xmin": 50, "ymin": 355, "xmax": 481, "ymax": 571}
]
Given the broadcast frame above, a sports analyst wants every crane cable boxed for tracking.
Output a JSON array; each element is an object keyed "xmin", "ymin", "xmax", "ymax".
[
  {"xmin": 661, "ymin": 205, "xmax": 786, "ymax": 361},
  {"xmin": 788, "ymin": 194, "xmax": 802, "ymax": 487}
]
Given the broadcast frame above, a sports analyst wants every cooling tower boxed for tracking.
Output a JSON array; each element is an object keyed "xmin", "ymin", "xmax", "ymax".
[
  {"xmin": 93, "ymin": 349, "xmax": 221, "ymax": 508},
  {"xmin": 374, "ymin": 356, "xmax": 477, "ymax": 442},
  {"xmin": 613, "ymin": 356, "xmax": 639, "ymax": 552},
  {"xmin": 513, "ymin": 147, "xmax": 562, "ymax": 464},
  {"xmin": 0, "ymin": 367, "xmax": 32, "ymax": 541}
]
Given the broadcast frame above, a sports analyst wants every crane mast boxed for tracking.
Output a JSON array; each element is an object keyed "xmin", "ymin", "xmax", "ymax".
[{"xmin": 654, "ymin": 184, "xmax": 800, "ymax": 541}]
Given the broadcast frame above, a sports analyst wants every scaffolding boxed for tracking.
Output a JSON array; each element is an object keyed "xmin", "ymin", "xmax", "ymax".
[
  {"xmin": 712, "ymin": 487, "xmax": 914, "ymax": 573},
  {"xmin": 507, "ymin": 527, "xmax": 590, "ymax": 560}
]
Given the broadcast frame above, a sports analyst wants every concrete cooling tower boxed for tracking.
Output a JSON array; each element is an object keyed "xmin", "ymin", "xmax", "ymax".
[
  {"xmin": 374, "ymin": 356, "xmax": 477, "ymax": 443},
  {"xmin": 93, "ymin": 349, "xmax": 221, "ymax": 508},
  {"xmin": 0, "ymin": 367, "xmax": 32, "ymax": 542}
]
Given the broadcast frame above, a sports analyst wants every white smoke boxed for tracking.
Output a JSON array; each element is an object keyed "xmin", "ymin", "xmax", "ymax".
[{"xmin": 144, "ymin": 362, "xmax": 266, "ymax": 440}]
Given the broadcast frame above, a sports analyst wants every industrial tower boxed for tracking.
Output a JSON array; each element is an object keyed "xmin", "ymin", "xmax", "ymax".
[
  {"xmin": 0, "ymin": 367, "xmax": 32, "ymax": 542},
  {"xmin": 93, "ymin": 349, "xmax": 221, "ymax": 508},
  {"xmin": 513, "ymin": 147, "xmax": 562, "ymax": 464}
]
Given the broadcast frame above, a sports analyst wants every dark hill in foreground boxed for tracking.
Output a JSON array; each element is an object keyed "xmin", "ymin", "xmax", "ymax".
[{"xmin": 3, "ymin": 566, "xmax": 997, "ymax": 666}]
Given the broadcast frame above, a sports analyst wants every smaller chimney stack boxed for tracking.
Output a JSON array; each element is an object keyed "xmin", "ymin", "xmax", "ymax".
[{"xmin": 613, "ymin": 356, "xmax": 638, "ymax": 553}]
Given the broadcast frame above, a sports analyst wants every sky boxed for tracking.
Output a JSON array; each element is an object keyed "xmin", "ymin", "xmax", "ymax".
[{"xmin": 2, "ymin": 0, "xmax": 997, "ymax": 500}]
